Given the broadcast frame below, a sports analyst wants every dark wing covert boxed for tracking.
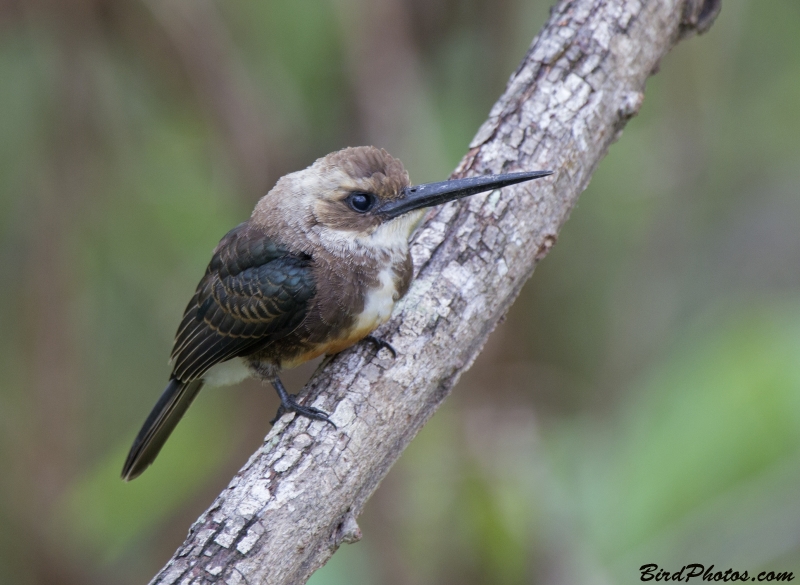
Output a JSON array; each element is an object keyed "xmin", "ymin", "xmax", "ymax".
[{"xmin": 170, "ymin": 222, "xmax": 315, "ymax": 381}]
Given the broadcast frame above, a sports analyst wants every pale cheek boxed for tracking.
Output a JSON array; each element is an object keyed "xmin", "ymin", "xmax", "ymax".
[
  {"xmin": 315, "ymin": 226, "xmax": 361, "ymax": 253},
  {"xmin": 404, "ymin": 209, "xmax": 427, "ymax": 236},
  {"xmin": 368, "ymin": 210, "xmax": 425, "ymax": 248}
]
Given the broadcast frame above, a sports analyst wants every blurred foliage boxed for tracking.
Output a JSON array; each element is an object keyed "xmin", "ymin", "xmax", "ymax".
[{"xmin": 0, "ymin": 0, "xmax": 799, "ymax": 584}]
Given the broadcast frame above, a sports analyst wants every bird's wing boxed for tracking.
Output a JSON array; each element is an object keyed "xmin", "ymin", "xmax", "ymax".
[{"xmin": 170, "ymin": 222, "xmax": 315, "ymax": 382}]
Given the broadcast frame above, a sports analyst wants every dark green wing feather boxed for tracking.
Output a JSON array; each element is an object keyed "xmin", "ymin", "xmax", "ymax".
[
  {"xmin": 122, "ymin": 222, "xmax": 315, "ymax": 480},
  {"xmin": 170, "ymin": 222, "xmax": 315, "ymax": 381}
]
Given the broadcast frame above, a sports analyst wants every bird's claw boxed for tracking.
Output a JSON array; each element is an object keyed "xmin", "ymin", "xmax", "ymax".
[
  {"xmin": 271, "ymin": 393, "xmax": 337, "ymax": 429},
  {"xmin": 363, "ymin": 335, "xmax": 397, "ymax": 358}
]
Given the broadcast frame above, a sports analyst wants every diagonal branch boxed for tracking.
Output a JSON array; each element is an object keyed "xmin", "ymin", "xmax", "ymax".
[{"xmin": 149, "ymin": 1, "xmax": 720, "ymax": 583}]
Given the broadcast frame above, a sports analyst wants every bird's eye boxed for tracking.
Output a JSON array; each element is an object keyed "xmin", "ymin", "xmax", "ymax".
[{"xmin": 346, "ymin": 191, "xmax": 376, "ymax": 213}]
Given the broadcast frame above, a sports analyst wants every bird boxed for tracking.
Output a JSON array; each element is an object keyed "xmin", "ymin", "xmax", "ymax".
[{"xmin": 121, "ymin": 146, "xmax": 552, "ymax": 480}]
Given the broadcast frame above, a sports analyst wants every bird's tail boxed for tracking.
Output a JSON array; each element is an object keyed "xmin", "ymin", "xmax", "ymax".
[{"xmin": 121, "ymin": 378, "xmax": 204, "ymax": 481}]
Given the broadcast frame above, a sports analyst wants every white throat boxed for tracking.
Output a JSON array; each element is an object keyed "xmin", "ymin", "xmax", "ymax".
[{"xmin": 312, "ymin": 209, "xmax": 424, "ymax": 258}]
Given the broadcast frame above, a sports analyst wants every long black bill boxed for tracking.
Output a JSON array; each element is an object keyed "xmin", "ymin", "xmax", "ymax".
[{"xmin": 378, "ymin": 170, "xmax": 553, "ymax": 219}]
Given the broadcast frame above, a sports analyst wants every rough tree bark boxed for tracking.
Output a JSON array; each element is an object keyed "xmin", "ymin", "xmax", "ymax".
[{"xmin": 150, "ymin": 1, "xmax": 720, "ymax": 583}]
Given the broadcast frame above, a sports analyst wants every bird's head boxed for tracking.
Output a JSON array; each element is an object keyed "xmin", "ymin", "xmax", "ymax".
[{"xmin": 252, "ymin": 146, "xmax": 552, "ymax": 253}]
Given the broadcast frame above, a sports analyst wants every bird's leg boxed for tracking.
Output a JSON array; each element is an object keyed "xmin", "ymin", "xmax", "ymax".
[
  {"xmin": 269, "ymin": 376, "xmax": 336, "ymax": 428},
  {"xmin": 362, "ymin": 335, "xmax": 397, "ymax": 358}
]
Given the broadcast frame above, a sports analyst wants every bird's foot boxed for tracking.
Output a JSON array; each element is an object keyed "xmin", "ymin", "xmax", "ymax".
[
  {"xmin": 270, "ymin": 377, "xmax": 336, "ymax": 428},
  {"xmin": 270, "ymin": 395, "xmax": 336, "ymax": 427},
  {"xmin": 363, "ymin": 335, "xmax": 397, "ymax": 358}
]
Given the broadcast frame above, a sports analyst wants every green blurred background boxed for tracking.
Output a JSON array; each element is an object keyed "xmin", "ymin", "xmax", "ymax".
[{"xmin": 1, "ymin": 0, "xmax": 799, "ymax": 583}]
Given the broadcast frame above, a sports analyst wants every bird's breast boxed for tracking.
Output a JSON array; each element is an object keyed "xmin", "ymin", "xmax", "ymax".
[
  {"xmin": 351, "ymin": 265, "xmax": 399, "ymax": 336},
  {"xmin": 278, "ymin": 255, "xmax": 408, "ymax": 369}
]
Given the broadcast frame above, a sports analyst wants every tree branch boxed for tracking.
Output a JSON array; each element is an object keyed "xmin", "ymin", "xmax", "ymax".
[{"xmin": 149, "ymin": 0, "xmax": 720, "ymax": 583}]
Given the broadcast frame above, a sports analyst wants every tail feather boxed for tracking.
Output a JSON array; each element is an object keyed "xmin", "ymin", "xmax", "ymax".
[{"xmin": 121, "ymin": 378, "xmax": 204, "ymax": 481}]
